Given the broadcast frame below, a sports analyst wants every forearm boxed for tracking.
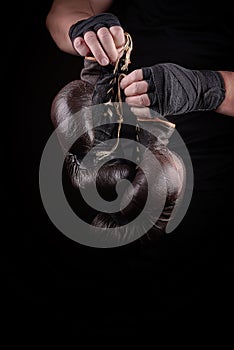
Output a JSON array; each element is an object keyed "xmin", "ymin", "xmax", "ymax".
[
  {"xmin": 216, "ymin": 71, "xmax": 234, "ymax": 117},
  {"xmin": 46, "ymin": 0, "xmax": 113, "ymax": 54}
]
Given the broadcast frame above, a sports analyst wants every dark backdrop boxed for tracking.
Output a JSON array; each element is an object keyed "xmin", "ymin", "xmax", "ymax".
[{"xmin": 6, "ymin": 1, "xmax": 233, "ymax": 338}]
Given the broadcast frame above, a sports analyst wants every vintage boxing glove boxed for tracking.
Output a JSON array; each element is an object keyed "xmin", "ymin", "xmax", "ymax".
[
  {"xmin": 51, "ymin": 38, "xmax": 134, "ymax": 201},
  {"xmin": 50, "ymin": 35, "xmax": 186, "ymax": 244}
]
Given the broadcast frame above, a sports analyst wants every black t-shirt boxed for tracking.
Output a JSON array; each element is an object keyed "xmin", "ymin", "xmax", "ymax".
[
  {"xmin": 109, "ymin": 0, "xmax": 234, "ymax": 198},
  {"xmin": 102, "ymin": 3, "xmax": 234, "ymax": 322},
  {"xmin": 111, "ymin": 0, "xmax": 234, "ymax": 70}
]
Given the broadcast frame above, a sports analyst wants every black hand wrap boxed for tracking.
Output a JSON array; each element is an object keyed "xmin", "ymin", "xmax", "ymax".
[
  {"xmin": 69, "ymin": 12, "xmax": 121, "ymax": 42},
  {"xmin": 142, "ymin": 63, "xmax": 226, "ymax": 116}
]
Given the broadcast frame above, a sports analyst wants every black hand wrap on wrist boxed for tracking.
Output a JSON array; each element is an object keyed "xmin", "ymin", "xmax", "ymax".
[
  {"xmin": 69, "ymin": 12, "xmax": 121, "ymax": 42},
  {"xmin": 142, "ymin": 63, "xmax": 226, "ymax": 116}
]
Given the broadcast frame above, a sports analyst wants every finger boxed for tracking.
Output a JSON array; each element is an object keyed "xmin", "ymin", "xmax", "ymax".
[
  {"xmin": 73, "ymin": 37, "xmax": 91, "ymax": 56},
  {"xmin": 125, "ymin": 94, "xmax": 150, "ymax": 107},
  {"xmin": 97, "ymin": 27, "xmax": 118, "ymax": 63},
  {"xmin": 109, "ymin": 26, "xmax": 125, "ymax": 49},
  {"xmin": 124, "ymin": 81, "xmax": 148, "ymax": 97},
  {"xmin": 130, "ymin": 106, "xmax": 151, "ymax": 118},
  {"xmin": 84, "ymin": 31, "xmax": 109, "ymax": 65},
  {"xmin": 120, "ymin": 69, "xmax": 144, "ymax": 89}
]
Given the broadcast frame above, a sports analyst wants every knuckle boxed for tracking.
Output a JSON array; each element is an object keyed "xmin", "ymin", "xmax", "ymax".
[
  {"xmin": 136, "ymin": 69, "xmax": 143, "ymax": 80},
  {"xmin": 110, "ymin": 26, "xmax": 124, "ymax": 37},
  {"xmin": 139, "ymin": 96, "xmax": 144, "ymax": 106},
  {"xmin": 74, "ymin": 44, "xmax": 82, "ymax": 53},
  {"xmin": 140, "ymin": 94, "xmax": 148, "ymax": 106},
  {"xmin": 73, "ymin": 37, "xmax": 81, "ymax": 46},
  {"xmin": 132, "ymin": 70, "xmax": 138, "ymax": 81},
  {"xmin": 73, "ymin": 38, "xmax": 83, "ymax": 51},
  {"xmin": 110, "ymin": 25, "xmax": 122, "ymax": 34},
  {"xmin": 132, "ymin": 83, "xmax": 139, "ymax": 95},
  {"xmin": 84, "ymin": 31, "xmax": 96, "ymax": 43},
  {"xmin": 145, "ymin": 81, "xmax": 149, "ymax": 91},
  {"xmin": 97, "ymin": 27, "xmax": 110, "ymax": 40},
  {"xmin": 74, "ymin": 43, "xmax": 89, "ymax": 56},
  {"xmin": 124, "ymin": 87, "xmax": 130, "ymax": 96},
  {"xmin": 145, "ymin": 94, "xmax": 151, "ymax": 106},
  {"xmin": 133, "ymin": 69, "xmax": 142, "ymax": 81}
]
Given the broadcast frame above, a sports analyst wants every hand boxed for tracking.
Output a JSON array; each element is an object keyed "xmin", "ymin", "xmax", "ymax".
[
  {"xmin": 69, "ymin": 13, "xmax": 125, "ymax": 66},
  {"xmin": 120, "ymin": 69, "xmax": 150, "ymax": 107},
  {"xmin": 120, "ymin": 63, "xmax": 226, "ymax": 116}
]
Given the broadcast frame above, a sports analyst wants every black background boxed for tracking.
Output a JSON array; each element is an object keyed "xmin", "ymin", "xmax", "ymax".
[{"xmin": 6, "ymin": 0, "xmax": 234, "ymax": 338}]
